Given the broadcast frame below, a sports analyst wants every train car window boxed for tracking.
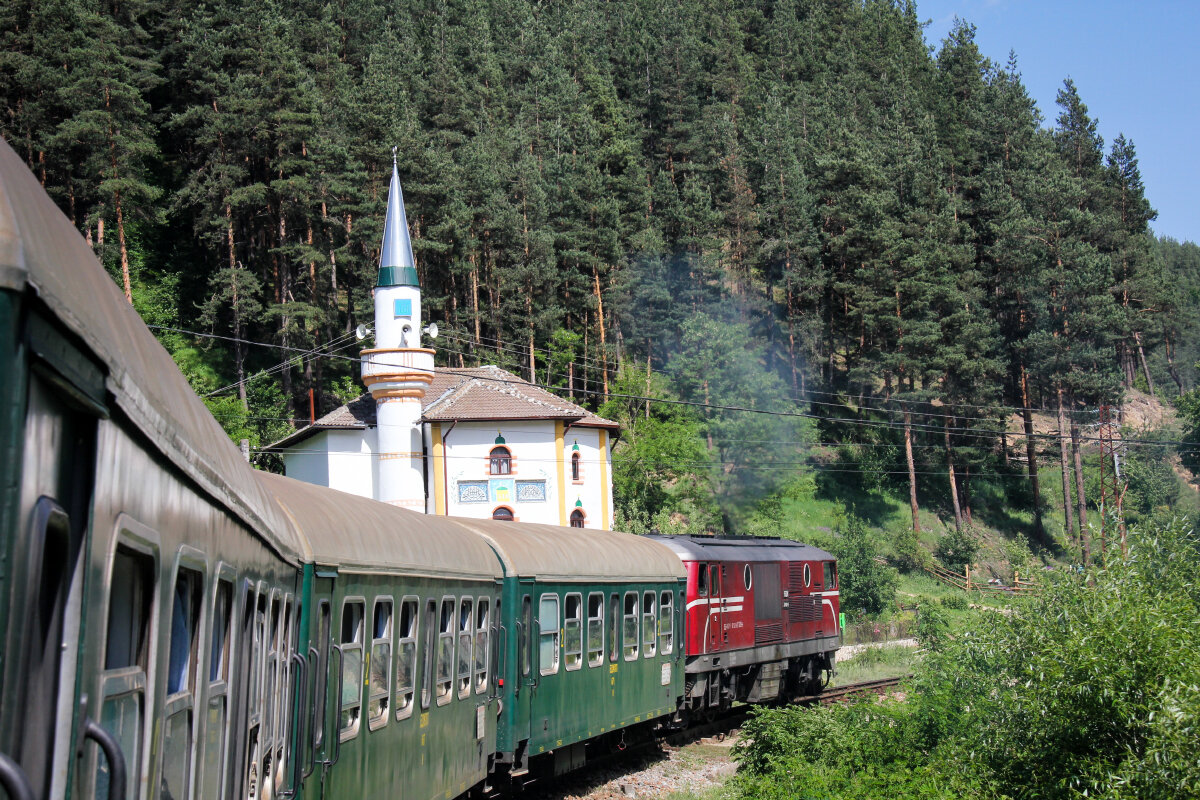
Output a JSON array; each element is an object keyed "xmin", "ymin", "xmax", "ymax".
[
  {"xmin": 642, "ymin": 592, "xmax": 656, "ymax": 658},
  {"xmin": 436, "ymin": 598, "xmax": 455, "ymax": 703},
  {"xmin": 622, "ymin": 592, "xmax": 639, "ymax": 661},
  {"xmin": 607, "ymin": 594, "xmax": 619, "ymax": 663},
  {"xmin": 420, "ymin": 600, "xmax": 436, "ymax": 710},
  {"xmin": 474, "ymin": 599, "xmax": 489, "ymax": 693},
  {"xmin": 710, "ymin": 565, "xmax": 721, "ymax": 596},
  {"xmin": 248, "ymin": 594, "xmax": 266, "ymax": 721},
  {"xmin": 564, "ymin": 594, "xmax": 583, "ymax": 671},
  {"xmin": 458, "ymin": 598, "xmax": 474, "ymax": 699},
  {"xmin": 744, "ymin": 565, "xmax": 752, "ymax": 590},
  {"xmin": 395, "ymin": 598, "xmax": 418, "ymax": 719},
  {"xmin": 803, "ymin": 564, "xmax": 812, "ymax": 588},
  {"xmin": 264, "ymin": 595, "xmax": 281, "ymax": 760},
  {"xmin": 824, "ymin": 563, "xmax": 836, "ymax": 589},
  {"xmin": 202, "ymin": 577, "xmax": 233, "ymax": 800},
  {"xmin": 162, "ymin": 565, "xmax": 203, "ymax": 800},
  {"xmin": 339, "ymin": 600, "xmax": 365, "ymax": 739},
  {"xmin": 241, "ymin": 588, "xmax": 265, "ymax": 800},
  {"xmin": 369, "ymin": 599, "xmax": 393, "ymax": 730},
  {"xmin": 587, "ymin": 593, "xmax": 604, "ymax": 667},
  {"xmin": 312, "ymin": 600, "xmax": 330, "ymax": 748},
  {"xmin": 519, "ymin": 596, "xmax": 532, "ymax": 678},
  {"xmin": 538, "ymin": 594, "xmax": 560, "ymax": 676},
  {"xmin": 658, "ymin": 591, "xmax": 674, "ymax": 655},
  {"xmin": 697, "ymin": 563, "xmax": 708, "ymax": 597},
  {"xmin": 99, "ymin": 543, "xmax": 156, "ymax": 800}
]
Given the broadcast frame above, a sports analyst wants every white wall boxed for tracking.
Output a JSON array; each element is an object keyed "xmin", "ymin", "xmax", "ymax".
[{"xmin": 282, "ymin": 428, "xmax": 377, "ymax": 500}]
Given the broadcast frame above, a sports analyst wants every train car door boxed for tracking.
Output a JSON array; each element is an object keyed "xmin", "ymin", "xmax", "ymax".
[
  {"xmin": 512, "ymin": 578, "xmax": 535, "ymax": 774},
  {"xmin": 1, "ymin": 344, "xmax": 104, "ymax": 800},
  {"xmin": 706, "ymin": 564, "xmax": 724, "ymax": 652},
  {"xmin": 298, "ymin": 567, "xmax": 336, "ymax": 800}
]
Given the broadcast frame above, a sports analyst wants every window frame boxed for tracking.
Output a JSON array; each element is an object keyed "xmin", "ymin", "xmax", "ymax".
[
  {"xmin": 162, "ymin": 549, "xmax": 205, "ymax": 800},
  {"xmin": 368, "ymin": 597, "xmax": 393, "ymax": 731},
  {"xmin": 622, "ymin": 591, "xmax": 639, "ymax": 661},
  {"xmin": 338, "ymin": 597, "xmax": 366, "ymax": 742},
  {"xmin": 473, "ymin": 598, "xmax": 490, "ymax": 694},
  {"xmin": 489, "ymin": 445, "xmax": 512, "ymax": 475},
  {"xmin": 642, "ymin": 591, "xmax": 657, "ymax": 658},
  {"xmin": 586, "ymin": 592, "xmax": 604, "ymax": 668},
  {"xmin": 564, "ymin": 593, "xmax": 583, "ymax": 671},
  {"xmin": 457, "ymin": 597, "xmax": 474, "ymax": 700},
  {"xmin": 658, "ymin": 590, "xmax": 674, "ymax": 655},
  {"xmin": 538, "ymin": 593, "xmax": 561, "ymax": 676},
  {"xmin": 394, "ymin": 596, "xmax": 419, "ymax": 720},
  {"xmin": 200, "ymin": 565, "xmax": 235, "ymax": 800},
  {"xmin": 436, "ymin": 596, "xmax": 455, "ymax": 705},
  {"xmin": 569, "ymin": 509, "xmax": 585, "ymax": 528}
]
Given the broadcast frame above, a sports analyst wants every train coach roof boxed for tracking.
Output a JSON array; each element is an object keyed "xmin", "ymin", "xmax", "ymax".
[
  {"xmin": 645, "ymin": 535, "xmax": 835, "ymax": 563},
  {"xmin": 257, "ymin": 472, "xmax": 503, "ymax": 580},
  {"xmin": 0, "ymin": 138, "xmax": 300, "ymax": 561},
  {"xmin": 449, "ymin": 518, "xmax": 687, "ymax": 583}
]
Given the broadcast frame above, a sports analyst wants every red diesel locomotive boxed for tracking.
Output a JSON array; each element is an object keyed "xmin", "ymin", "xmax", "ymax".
[{"xmin": 647, "ymin": 536, "xmax": 840, "ymax": 718}]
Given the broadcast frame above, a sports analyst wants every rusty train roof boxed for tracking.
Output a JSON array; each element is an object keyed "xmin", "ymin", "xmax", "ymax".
[
  {"xmin": 0, "ymin": 137, "xmax": 301, "ymax": 562},
  {"xmin": 645, "ymin": 535, "xmax": 835, "ymax": 563},
  {"xmin": 257, "ymin": 472, "xmax": 504, "ymax": 579},
  {"xmin": 451, "ymin": 518, "xmax": 687, "ymax": 582}
]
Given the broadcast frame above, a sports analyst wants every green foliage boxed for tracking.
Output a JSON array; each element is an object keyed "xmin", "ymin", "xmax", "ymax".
[
  {"xmin": 731, "ymin": 519, "xmax": 1200, "ymax": 800},
  {"xmin": 891, "ymin": 524, "xmax": 930, "ymax": 573},
  {"xmin": 833, "ymin": 512, "xmax": 898, "ymax": 616},
  {"xmin": 934, "ymin": 525, "xmax": 979, "ymax": 571},
  {"xmin": 914, "ymin": 601, "xmax": 948, "ymax": 651},
  {"xmin": 938, "ymin": 593, "xmax": 967, "ymax": 611}
]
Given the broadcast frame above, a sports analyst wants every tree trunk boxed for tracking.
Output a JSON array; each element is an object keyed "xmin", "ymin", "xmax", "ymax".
[
  {"xmin": 593, "ymin": 264, "xmax": 609, "ymax": 398},
  {"xmin": 1070, "ymin": 411, "xmax": 1087, "ymax": 537},
  {"xmin": 944, "ymin": 416, "xmax": 963, "ymax": 533},
  {"xmin": 1020, "ymin": 364, "xmax": 1044, "ymax": 543},
  {"xmin": 905, "ymin": 408, "xmax": 920, "ymax": 533},
  {"xmin": 1166, "ymin": 334, "xmax": 1184, "ymax": 395},
  {"xmin": 1057, "ymin": 385, "xmax": 1077, "ymax": 547},
  {"xmin": 1134, "ymin": 331, "xmax": 1154, "ymax": 394},
  {"xmin": 226, "ymin": 204, "xmax": 248, "ymax": 411},
  {"xmin": 525, "ymin": 283, "xmax": 535, "ymax": 383},
  {"xmin": 470, "ymin": 254, "xmax": 481, "ymax": 350},
  {"xmin": 645, "ymin": 350, "xmax": 652, "ymax": 420}
]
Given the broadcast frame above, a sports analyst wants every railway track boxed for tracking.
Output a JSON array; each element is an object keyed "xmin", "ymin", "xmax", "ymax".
[{"xmin": 499, "ymin": 675, "xmax": 912, "ymax": 798}]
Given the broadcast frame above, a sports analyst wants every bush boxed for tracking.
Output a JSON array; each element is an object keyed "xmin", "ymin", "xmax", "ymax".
[
  {"xmin": 729, "ymin": 519, "xmax": 1200, "ymax": 800},
  {"xmin": 914, "ymin": 601, "xmax": 948, "ymax": 651},
  {"xmin": 890, "ymin": 524, "xmax": 929, "ymax": 572},
  {"xmin": 934, "ymin": 525, "xmax": 979, "ymax": 571},
  {"xmin": 833, "ymin": 512, "xmax": 898, "ymax": 615}
]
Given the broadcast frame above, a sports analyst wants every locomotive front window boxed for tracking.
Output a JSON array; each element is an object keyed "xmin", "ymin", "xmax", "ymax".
[
  {"xmin": 824, "ymin": 562, "xmax": 836, "ymax": 589},
  {"xmin": 369, "ymin": 599, "xmax": 392, "ymax": 729},
  {"xmin": 539, "ymin": 594, "xmax": 561, "ymax": 675},
  {"xmin": 587, "ymin": 593, "xmax": 604, "ymax": 667},
  {"xmin": 339, "ymin": 600, "xmax": 365, "ymax": 739},
  {"xmin": 436, "ymin": 598, "xmax": 455, "ymax": 703},
  {"xmin": 623, "ymin": 592, "xmax": 639, "ymax": 661},
  {"xmin": 642, "ymin": 591, "xmax": 656, "ymax": 657},
  {"xmin": 658, "ymin": 591, "xmax": 674, "ymax": 655},
  {"xmin": 458, "ymin": 598, "xmax": 474, "ymax": 698},
  {"xmin": 395, "ymin": 598, "xmax": 418, "ymax": 718}
]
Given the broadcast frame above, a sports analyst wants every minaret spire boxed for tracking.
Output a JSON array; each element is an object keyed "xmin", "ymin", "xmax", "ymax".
[
  {"xmin": 362, "ymin": 147, "xmax": 434, "ymax": 510},
  {"xmin": 378, "ymin": 147, "xmax": 418, "ymax": 288}
]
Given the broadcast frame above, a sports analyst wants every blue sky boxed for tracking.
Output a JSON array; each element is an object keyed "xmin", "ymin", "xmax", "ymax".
[{"xmin": 918, "ymin": 0, "xmax": 1198, "ymax": 244}]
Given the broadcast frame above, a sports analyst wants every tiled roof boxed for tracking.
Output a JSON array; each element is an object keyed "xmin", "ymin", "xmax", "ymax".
[{"xmin": 268, "ymin": 365, "xmax": 617, "ymax": 451}]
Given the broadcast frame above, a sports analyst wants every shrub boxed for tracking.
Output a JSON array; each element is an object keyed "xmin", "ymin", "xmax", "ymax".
[
  {"xmin": 939, "ymin": 593, "xmax": 968, "ymax": 610},
  {"xmin": 934, "ymin": 525, "xmax": 979, "ymax": 571},
  {"xmin": 833, "ymin": 512, "xmax": 898, "ymax": 615}
]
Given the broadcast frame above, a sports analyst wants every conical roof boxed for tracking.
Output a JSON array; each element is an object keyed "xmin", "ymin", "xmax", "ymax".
[{"xmin": 378, "ymin": 149, "xmax": 418, "ymax": 287}]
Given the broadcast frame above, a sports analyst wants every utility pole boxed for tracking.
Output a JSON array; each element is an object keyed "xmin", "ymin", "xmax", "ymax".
[{"xmin": 1096, "ymin": 404, "xmax": 1127, "ymax": 564}]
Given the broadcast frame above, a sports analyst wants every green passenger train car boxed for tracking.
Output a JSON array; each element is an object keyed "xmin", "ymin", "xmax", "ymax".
[{"xmin": 456, "ymin": 520, "xmax": 687, "ymax": 780}]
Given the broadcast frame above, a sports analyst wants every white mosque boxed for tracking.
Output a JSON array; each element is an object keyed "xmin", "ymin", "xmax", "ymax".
[{"xmin": 270, "ymin": 155, "xmax": 617, "ymax": 529}]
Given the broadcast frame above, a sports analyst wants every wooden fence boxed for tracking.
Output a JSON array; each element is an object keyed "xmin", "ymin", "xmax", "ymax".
[{"xmin": 924, "ymin": 561, "xmax": 1039, "ymax": 595}]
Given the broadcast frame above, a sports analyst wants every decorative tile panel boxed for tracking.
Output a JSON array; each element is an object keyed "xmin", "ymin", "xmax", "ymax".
[
  {"xmin": 516, "ymin": 480, "xmax": 547, "ymax": 502},
  {"xmin": 458, "ymin": 481, "xmax": 489, "ymax": 503}
]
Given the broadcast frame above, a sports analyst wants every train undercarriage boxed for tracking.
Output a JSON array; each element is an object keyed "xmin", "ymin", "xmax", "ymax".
[{"xmin": 679, "ymin": 651, "xmax": 836, "ymax": 721}]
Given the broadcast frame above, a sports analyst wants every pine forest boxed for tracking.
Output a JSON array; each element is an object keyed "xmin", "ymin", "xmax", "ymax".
[{"xmin": 5, "ymin": 0, "xmax": 1200, "ymax": 554}]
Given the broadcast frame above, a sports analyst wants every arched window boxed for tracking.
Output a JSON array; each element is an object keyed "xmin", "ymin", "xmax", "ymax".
[
  {"xmin": 492, "ymin": 507, "xmax": 514, "ymax": 521},
  {"xmin": 570, "ymin": 509, "xmax": 585, "ymax": 528},
  {"xmin": 489, "ymin": 446, "xmax": 511, "ymax": 475},
  {"xmin": 571, "ymin": 452, "xmax": 581, "ymax": 482}
]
